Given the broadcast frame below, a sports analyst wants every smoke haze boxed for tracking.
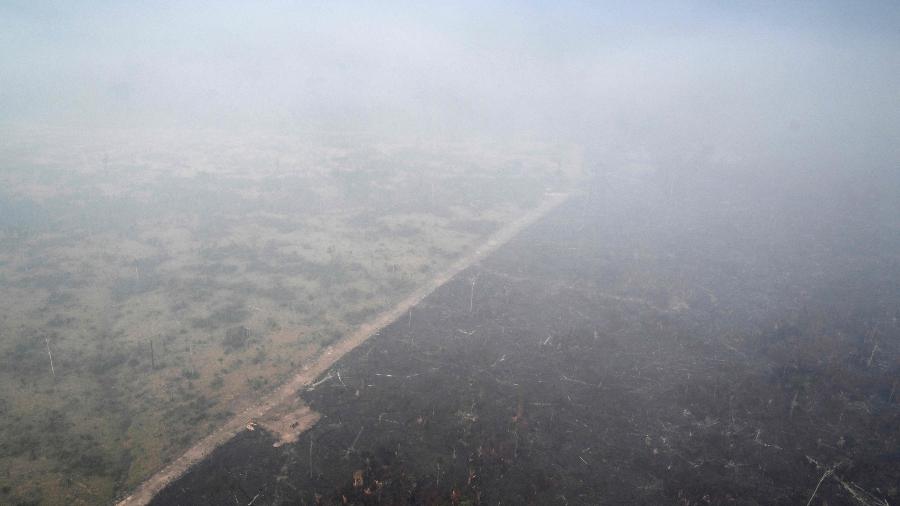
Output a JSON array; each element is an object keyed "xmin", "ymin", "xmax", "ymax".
[{"xmin": 3, "ymin": 1, "xmax": 898, "ymax": 170}]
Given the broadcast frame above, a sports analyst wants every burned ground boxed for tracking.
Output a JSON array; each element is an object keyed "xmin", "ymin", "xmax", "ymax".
[{"xmin": 150, "ymin": 186, "xmax": 899, "ymax": 506}]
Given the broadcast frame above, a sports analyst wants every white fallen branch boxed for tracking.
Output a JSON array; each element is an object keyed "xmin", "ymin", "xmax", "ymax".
[
  {"xmin": 805, "ymin": 456, "xmax": 889, "ymax": 506},
  {"xmin": 867, "ymin": 343, "xmax": 879, "ymax": 367},
  {"xmin": 309, "ymin": 373, "xmax": 334, "ymax": 389},
  {"xmin": 805, "ymin": 466, "xmax": 834, "ymax": 506},
  {"xmin": 752, "ymin": 429, "xmax": 782, "ymax": 450},
  {"xmin": 344, "ymin": 426, "xmax": 364, "ymax": 458},
  {"xmin": 561, "ymin": 375, "xmax": 598, "ymax": 388},
  {"xmin": 789, "ymin": 390, "xmax": 800, "ymax": 419}
]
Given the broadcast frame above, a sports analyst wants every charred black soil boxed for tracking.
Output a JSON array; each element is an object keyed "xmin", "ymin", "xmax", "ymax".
[{"xmin": 150, "ymin": 185, "xmax": 899, "ymax": 506}]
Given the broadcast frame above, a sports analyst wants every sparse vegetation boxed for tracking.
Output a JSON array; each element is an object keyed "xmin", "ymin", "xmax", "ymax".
[{"xmin": 0, "ymin": 131, "xmax": 573, "ymax": 505}]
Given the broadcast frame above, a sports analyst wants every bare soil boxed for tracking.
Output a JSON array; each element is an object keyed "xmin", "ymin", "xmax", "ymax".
[{"xmin": 149, "ymin": 188, "xmax": 899, "ymax": 505}]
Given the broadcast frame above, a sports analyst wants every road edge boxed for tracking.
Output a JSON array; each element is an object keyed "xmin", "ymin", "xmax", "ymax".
[{"xmin": 116, "ymin": 192, "xmax": 570, "ymax": 506}]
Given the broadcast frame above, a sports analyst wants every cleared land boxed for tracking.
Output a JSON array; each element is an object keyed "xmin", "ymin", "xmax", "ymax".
[
  {"xmin": 0, "ymin": 128, "xmax": 577, "ymax": 505},
  {"xmin": 151, "ymin": 183, "xmax": 899, "ymax": 505}
]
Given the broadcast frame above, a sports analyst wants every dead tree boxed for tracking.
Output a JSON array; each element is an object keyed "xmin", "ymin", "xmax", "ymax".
[
  {"xmin": 45, "ymin": 338, "xmax": 56, "ymax": 378},
  {"xmin": 469, "ymin": 273, "xmax": 480, "ymax": 313},
  {"xmin": 188, "ymin": 339, "xmax": 195, "ymax": 376}
]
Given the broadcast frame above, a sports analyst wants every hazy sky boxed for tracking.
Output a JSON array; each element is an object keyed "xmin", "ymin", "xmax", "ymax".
[{"xmin": 2, "ymin": 1, "xmax": 898, "ymax": 172}]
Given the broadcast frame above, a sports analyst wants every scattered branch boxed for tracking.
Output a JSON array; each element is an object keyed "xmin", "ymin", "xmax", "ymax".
[{"xmin": 806, "ymin": 456, "xmax": 889, "ymax": 506}]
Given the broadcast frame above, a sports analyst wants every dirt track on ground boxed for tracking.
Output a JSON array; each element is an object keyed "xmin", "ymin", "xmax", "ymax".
[{"xmin": 115, "ymin": 193, "xmax": 569, "ymax": 506}]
